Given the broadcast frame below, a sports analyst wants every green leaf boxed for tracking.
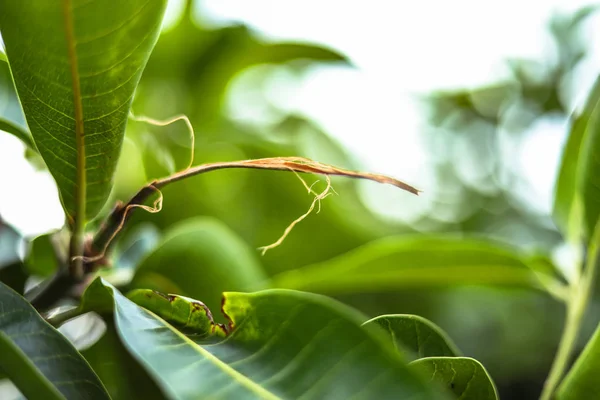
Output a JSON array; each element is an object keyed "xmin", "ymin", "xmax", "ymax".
[
  {"xmin": 553, "ymin": 76, "xmax": 600, "ymax": 240},
  {"xmin": 363, "ymin": 315, "xmax": 461, "ymax": 360},
  {"xmin": 26, "ymin": 232, "xmax": 61, "ymax": 277},
  {"xmin": 410, "ymin": 357, "xmax": 498, "ymax": 400},
  {"xmin": 557, "ymin": 323, "xmax": 600, "ymax": 399},
  {"xmin": 127, "ymin": 289, "xmax": 228, "ymax": 338},
  {"xmin": 557, "ymin": 223, "xmax": 600, "ymax": 400},
  {"xmin": 82, "ymin": 278, "xmax": 445, "ymax": 399},
  {"xmin": 0, "ymin": 118, "xmax": 35, "ymax": 150},
  {"xmin": 0, "ymin": 219, "xmax": 22, "ymax": 268},
  {"xmin": 0, "ymin": 281, "xmax": 109, "ymax": 399},
  {"xmin": 130, "ymin": 217, "xmax": 268, "ymax": 318},
  {"xmin": 144, "ymin": 17, "xmax": 348, "ymax": 128},
  {"xmin": 82, "ymin": 317, "xmax": 166, "ymax": 400},
  {"xmin": 0, "ymin": 0, "xmax": 167, "ymax": 220},
  {"xmin": 271, "ymin": 236, "xmax": 546, "ymax": 294},
  {"xmin": 0, "ymin": 51, "xmax": 6, "ymax": 63}
]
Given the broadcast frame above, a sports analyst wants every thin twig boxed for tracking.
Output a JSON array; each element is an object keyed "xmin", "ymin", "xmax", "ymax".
[{"xmin": 91, "ymin": 157, "xmax": 419, "ymax": 259}]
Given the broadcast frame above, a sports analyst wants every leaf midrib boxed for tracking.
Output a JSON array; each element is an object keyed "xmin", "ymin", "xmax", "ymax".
[{"xmin": 63, "ymin": 0, "xmax": 86, "ymax": 223}]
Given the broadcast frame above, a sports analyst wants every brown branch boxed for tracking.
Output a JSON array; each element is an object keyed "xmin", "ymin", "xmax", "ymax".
[{"xmin": 90, "ymin": 156, "xmax": 419, "ymax": 260}]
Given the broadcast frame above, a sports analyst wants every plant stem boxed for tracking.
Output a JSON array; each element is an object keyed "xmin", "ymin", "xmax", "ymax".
[
  {"xmin": 540, "ymin": 225, "xmax": 600, "ymax": 400},
  {"xmin": 92, "ymin": 157, "xmax": 419, "ymax": 254}
]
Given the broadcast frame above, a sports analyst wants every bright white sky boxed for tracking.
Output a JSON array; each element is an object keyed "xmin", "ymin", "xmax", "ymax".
[{"xmin": 1, "ymin": 0, "xmax": 599, "ymax": 235}]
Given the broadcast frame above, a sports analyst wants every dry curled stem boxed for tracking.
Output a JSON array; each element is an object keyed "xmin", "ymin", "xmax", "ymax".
[{"xmin": 91, "ymin": 156, "xmax": 419, "ymax": 261}]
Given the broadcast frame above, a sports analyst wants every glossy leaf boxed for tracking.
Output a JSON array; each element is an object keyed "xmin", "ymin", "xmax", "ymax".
[
  {"xmin": 130, "ymin": 217, "xmax": 268, "ymax": 317},
  {"xmin": 271, "ymin": 236, "xmax": 545, "ymax": 294},
  {"xmin": 557, "ymin": 323, "xmax": 600, "ymax": 399},
  {"xmin": 0, "ymin": 118, "xmax": 35, "ymax": 150},
  {"xmin": 553, "ymin": 76, "xmax": 600, "ymax": 240},
  {"xmin": 0, "ymin": 281, "xmax": 109, "ymax": 399},
  {"xmin": 0, "ymin": 0, "xmax": 167, "ymax": 219},
  {"xmin": 82, "ymin": 278, "xmax": 445, "ymax": 399},
  {"xmin": 363, "ymin": 315, "xmax": 461, "ymax": 360},
  {"xmin": 410, "ymin": 357, "xmax": 498, "ymax": 400}
]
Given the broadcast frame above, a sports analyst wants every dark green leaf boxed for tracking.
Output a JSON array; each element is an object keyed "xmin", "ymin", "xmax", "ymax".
[
  {"xmin": 272, "ymin": 236, "xmax": 547, "ymax": 294},
  {"xmin": 410, "ymin": 357, "xmax": 498, "ymax": 400},
  {"xmin": 0, "ymin": 0, "xmax": 167, "ymax": 219},
  {"xmin": 82, "ymin": 278, "xmax": 445, "ymax": 399},
  {"xmin": 553, "ymin": 76, "xmax": 600, "ymax": 240},
  {"xmin": 0, "ymin": 118, "xmax": 35, "ymax": 150},
  {"xmin": 82, "ymin": 317, "xmax": 165, "ymax": 400},
  {"xmin": 0, "ymin": 219, "xmax": 22, "ymax": 267},
  {"xmin": 130, "ymin": 217, "xmax": 268, "ymax": 318},
  {"xmin": 364, "ymin": 315, "xmax": 461, "ymax": 360},
  {"xmin": 0, "ymin": 262, "xmax": 28, "ymax": 295},
  {"xmin": 0, "ymin": 281, "xmax": 109, "ymax": 399}
]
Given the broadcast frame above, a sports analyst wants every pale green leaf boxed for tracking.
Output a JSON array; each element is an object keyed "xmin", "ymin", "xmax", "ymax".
[
  {"xmin": 553, "ymin": 76, "xmax": 600, "ymax": 240},
  {"xmin": 0, "ymin": 0, "xmax": 167, "ymax": 219},
  {"xmin": 363, "ymin": 314, "xmax": 461, "ymax": 360},
  {"xmin": 557, "ymin": 222, "xmax": 600, "ymax": 399},
  {"xmin": 0, "ymin": 281, "xmax": 109, "ymax": 399},
  {"xmin": 410, "ymin": 357, "xmax": 498, "ymax": 400},
  {"xmin": 271, "ymin": 236, "xmax": 547, "ymax": 294},
  {"xmin": 557, "ymin": 324, "xmax": 600, "ymax": 399},
  {"xmin": 82, "ymin": 278, "xmax": 446, "ymax": 400}
]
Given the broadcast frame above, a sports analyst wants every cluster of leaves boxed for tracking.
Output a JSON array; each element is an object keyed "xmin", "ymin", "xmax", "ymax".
[{"xmin": 0, "ymin": 1, "xmax": 599, "ymax": 399}]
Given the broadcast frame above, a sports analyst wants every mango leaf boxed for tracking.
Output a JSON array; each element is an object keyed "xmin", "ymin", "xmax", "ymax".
[
  {"xmin": 0, "ymin": 281, "xmax": 109, "ymax": 399},
  {"xmin": 82, "ymin": 318, "xmax": 165, "ymax": 400},
  {"xmin": 557, "ymin": 323, "xmax": 600, "ymax": 399},
  {"xmin": 127, "ymin": 289, "xmax": 228, "ymax": 339},
  {"xmin": 363, "ymin": 315, "xmax": 461, "ymax": 360},
  {"xmin": 130, "ymin": 217, "xmax": 268, "ymax": 318},
  {"xmin": 0, "ymin": 118, "xmax": 35, "ymax": 150},
  {"xmin": 271, "ymin": 236, "xmax": 547, "ymax": 294},
  {"xmin": 0, "ymin": 0, "xmax": 167, "ymax": 220},
  {"xmin": 82, "ymin": 278, "xmax": 445, "ymax": 399},
  {"xmin": 557, "ymin": 224, "xmax": 600, "ymax": 400},
  {"xmin": 410, "ymin": 357, "xmax": 498, "ymax": 400},
  {"xmin": 26, "ymin": 232, "xmax": 61, "ymax": 277},
  {"xmin": 553, "ymin": 76, "xmax": 600, "ymax": 240}
]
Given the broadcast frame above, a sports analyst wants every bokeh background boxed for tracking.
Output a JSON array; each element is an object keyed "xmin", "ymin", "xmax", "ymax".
[{"xmin": 2, "ymin": 1, "xmax": 600, "ymax": 398}]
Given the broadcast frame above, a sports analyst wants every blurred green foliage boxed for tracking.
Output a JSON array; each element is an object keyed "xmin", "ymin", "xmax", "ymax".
[{"xmin": 1, "ymin": 3, "xmax": 599, "ymax": 399}]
